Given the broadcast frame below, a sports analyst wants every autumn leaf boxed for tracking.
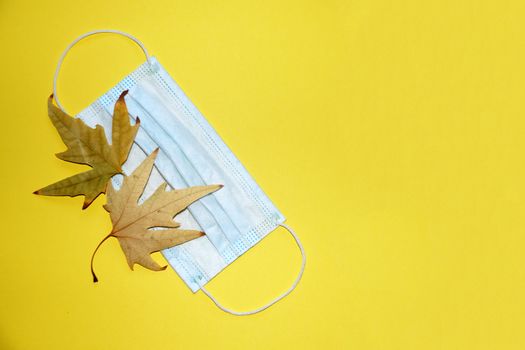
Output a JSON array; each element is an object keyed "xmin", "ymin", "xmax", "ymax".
[
  {"xmin": 34, "ymin": 90, "xmax": 139, "ymax": 209},
  {"xmin": 90, "ymin": 149, "xmax": 222, "ymax": 282}
]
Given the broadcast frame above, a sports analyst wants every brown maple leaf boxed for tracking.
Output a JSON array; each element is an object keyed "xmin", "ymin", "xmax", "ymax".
[
  {"xmin": 90, "ymin": 149, "xmax": 222, "ymax": 282},
  {"xmin": 34, "ymin": 91, "xmax": 139, "ymax": 209}
]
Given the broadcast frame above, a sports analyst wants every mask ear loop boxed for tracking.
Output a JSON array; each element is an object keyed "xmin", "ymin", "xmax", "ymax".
[
  {"xmin": 200, "ymin": 223, "xmax": 306, "ymax": 316},
  {"xmin": 52, "ymin": 29, "xmax": 153, "ymax": 114}
]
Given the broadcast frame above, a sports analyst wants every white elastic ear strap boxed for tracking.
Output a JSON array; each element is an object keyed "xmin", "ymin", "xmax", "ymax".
[
  {"xmin": 54, "ymin": 31, "xmax": 306, "ymax": 316},
  {"xmin": 201, "ymin": 223, "xmax": 307, "ymax": 316},
  {"xmin": 53, "ymin": 29, "xmax": 152, "ymax": 114}
]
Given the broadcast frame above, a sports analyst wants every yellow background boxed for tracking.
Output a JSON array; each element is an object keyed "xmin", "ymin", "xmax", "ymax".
[{"xmin": 1, "ymin": 0, "xmax": 525, "ymax": 349}]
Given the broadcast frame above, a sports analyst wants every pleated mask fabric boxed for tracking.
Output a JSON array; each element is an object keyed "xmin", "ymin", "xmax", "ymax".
[{"xmin": 53, "ymin": 30, "xmax": 306, "ymax": 315}]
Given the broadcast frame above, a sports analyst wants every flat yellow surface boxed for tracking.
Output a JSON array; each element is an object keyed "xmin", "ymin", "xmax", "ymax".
[{"xmin": 1, "ymin": 0, "xmax": 525, "ymax": 349}]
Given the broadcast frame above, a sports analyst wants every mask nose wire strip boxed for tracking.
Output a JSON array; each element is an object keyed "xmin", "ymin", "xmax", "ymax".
[
  {"xmin": 52, "ymin": 29, "xmax": 153, "ymax": 114},
  {"xmin": 200, "ymin": 223, "xmax": 306, "ymax": 316}
]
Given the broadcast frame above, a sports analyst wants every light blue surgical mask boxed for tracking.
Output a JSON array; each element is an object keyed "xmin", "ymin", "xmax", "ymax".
[{"xmin": 52, "ymin": 30, "xmax": 306, "ymax": 315}]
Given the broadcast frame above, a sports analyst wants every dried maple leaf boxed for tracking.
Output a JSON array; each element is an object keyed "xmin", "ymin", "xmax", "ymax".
[
  {"xmin": 34, "ymin": 91, "xmax": 139, "ymax": 209},
  {"xmin": 90, "ymin": 149, "xmax": 222, "ymax": 282}
]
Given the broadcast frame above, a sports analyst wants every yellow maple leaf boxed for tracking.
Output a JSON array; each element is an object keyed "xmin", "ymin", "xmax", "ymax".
[
  {"xmin": 34, "ymin": 91, "xmax": 139, "ymax": 209},
  {"xmin": 90, "ymin": 149, "xmax": 222, "ymax": 282}
]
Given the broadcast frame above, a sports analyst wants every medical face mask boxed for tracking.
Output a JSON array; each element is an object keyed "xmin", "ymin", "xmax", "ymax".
[{"xmin": 52, "ymin": 30, "xmax": 306, "ymax": 315}]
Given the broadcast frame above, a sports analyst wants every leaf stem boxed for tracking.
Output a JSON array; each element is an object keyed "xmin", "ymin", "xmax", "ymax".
[{"xmin": 90, "ymin": 233, "xmax": 113, "ymax": 283}]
